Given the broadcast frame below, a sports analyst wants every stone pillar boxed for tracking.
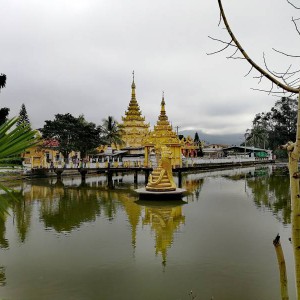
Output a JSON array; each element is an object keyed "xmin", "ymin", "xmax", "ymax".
[
  {"xmin": 107, "ymin": 170, "xmax": 113, "ymax": 189},
  {"xmin": 144, "ymin": 146, "xmax": 149, "ymax": 167},
  {"xmin": 144, "ymin": 169, "xmax": 150, "ymax": 184},
  {"xmin": 54, "ymin": 168, "xmax": 64, "ymax": 180},
  {"xmin": 78, "ymin": 168, "xmax": 88, "ymax": 183},
  {"xmin": 178, "ymin": 170, "xmax": 182, "ymax": 188}
]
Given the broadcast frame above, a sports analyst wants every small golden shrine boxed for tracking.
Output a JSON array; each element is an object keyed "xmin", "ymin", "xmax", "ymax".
[
  {"xmin": 120, "ymin": 72, "xmax": 150, "ymax": 148},
  {"xmin": 143, "ymin": 94, "xmax": 182, "ymax": 168}
]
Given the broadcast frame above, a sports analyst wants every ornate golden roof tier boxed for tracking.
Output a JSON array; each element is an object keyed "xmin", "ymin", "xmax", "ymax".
[
  {"xmin": 120, "ymin": 72, "xmax": 150, "ymax": 148},
  {"xmin": 143, "ymin": 95, "xmax": 182, "ymax": 168}
]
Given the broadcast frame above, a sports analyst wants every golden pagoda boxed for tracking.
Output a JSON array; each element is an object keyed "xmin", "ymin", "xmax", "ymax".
[
  {"xmin": 120, "ymin": 72, "xmax": 150, "ymax": 148},
  {"xmin": 143, "ymin": 94, "xmax": 182, "ymax": 168}
]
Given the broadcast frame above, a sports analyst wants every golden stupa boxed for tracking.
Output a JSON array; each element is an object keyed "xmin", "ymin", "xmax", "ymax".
[
  {"xmin": 120, "ymin": 72, "xmax": 150, "ymax": 148},
  {"xmin": 143, "ymin": 94, "xmax": 182, "ymax": 168}
]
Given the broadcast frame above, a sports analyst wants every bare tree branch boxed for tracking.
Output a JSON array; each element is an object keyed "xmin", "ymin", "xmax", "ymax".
[
  {"xmin": 250, "ymin": 88, "xmax": 288, "ymax": 94},
  {"xmin": 244, "ymin": 66, "xmax": 254, "ymax": 77},
  {"xmin": 206, "ymin": 37, "xmax": 234, "ymax": 55},
  {"xmin": 287, "ymin": 0, "xmax": 300, "ymax": 9},
  {"xmin": 217, "ymin": 0, "xmax": 299, "ymax": 94},
  {"xmin": 292, "ymin": 17, "xmax": 300, "ymax": 35},
  {"xmin": 273, "ymin": 47, "xmax": 300, "ymax": 57},
  {"xmin": 226, "ymin": 48, "xmax": 239, "ymax": 59}
]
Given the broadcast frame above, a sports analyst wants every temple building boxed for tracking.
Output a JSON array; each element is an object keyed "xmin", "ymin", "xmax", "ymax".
[
  {"xmin": 143, "ymin": 94, "xmax": 182, "ymax": 168},
  {"xmin": 120, "ymin": 73, "xmax": 150, "ymax": 149},
  {"xmin": 180, "ymin": 135, "xmax": 200, "ymax": 158}
]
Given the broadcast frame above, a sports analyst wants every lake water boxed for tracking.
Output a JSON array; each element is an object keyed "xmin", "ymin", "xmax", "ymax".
[{"xmin": 0, "ymin": 165, "xmax": 296, "ymax": 300}]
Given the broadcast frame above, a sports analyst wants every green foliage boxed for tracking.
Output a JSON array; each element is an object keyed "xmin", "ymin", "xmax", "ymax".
[
  {"xmin": 0, "ymin": 108, "xmax": 10, "ymax": 126},
  {"xmin": 0, "ymin": 117, "xmax": 38, "ymax": 167},
  {"xmin": 41, "ymin": 113, "xmax": 80, "ymax": 160},
  {"xmin": 273, "ymin": 148, "xmax": 288, "ymax": 159},
  {"xmin": 101, "ymin": 116, "xmax": 124, "ymax": 147},
  {"xmin": 194, "ymin": 132, "xmax": 200, "ymax": 143},
  {"xmin": 75, "ymin": 116, "xmax": 103, "ymax": 157},
  {"xmin": 0, "ymin": 117, "xmax": 38, "ymax": 218},
  {"xmin": 0, "ymin": 74, "xmax": 6, "ymax": 90},
  {"xmin": 17, "ymin": 103, "xmax": 31, "ymax": 129},
  {"xmin": 41, "ymin": 113, "xmax": 104, "ymax": 160},
  {"xmin": 246, "ymin": 97, "xmax": 297, "ymax": 150}
]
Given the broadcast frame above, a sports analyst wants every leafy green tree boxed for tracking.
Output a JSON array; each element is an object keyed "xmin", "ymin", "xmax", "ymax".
[
  {"xmin": 0, "ymin": 74, "xmax": 6, "ymax": 90},
  {"xmin": 101, "ymin": 116, "xmax": 124, "ymax": 147},
  {"xmin": 270, "ymin": 97, "xmax": 297, "ymax": 146},
  {"xmin": 75, "ymin": 115, "xmax": 103, "ymax": 158},
  {"xmin": 41, "ymin": 113, "xmax": 78, "ymax": 162},
  {"xmin": 0, "ymin": 73, "xmax": 9, "ymax": 126},
  {"xmin": 41, "ymin": 113, "xmax": 104, "ymax": 161},
  {"xmin": 0, "ymin": 108, "xmax": 10, "ymax": 126},
  {"xmin": 246, "ymin": 97, "xmax": 297, "ymax": 153},
  {"xmin": 245, "ymin": 114, "xmax": 269, "ymax": 149},
  {"xmin": 17, "ymin": 104, "xmax": 31, "ymax": 129}
]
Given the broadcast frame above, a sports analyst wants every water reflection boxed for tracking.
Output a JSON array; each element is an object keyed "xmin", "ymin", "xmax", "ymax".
[
  {"xmin": 0, "ymin": 217, "xmax": 9, "ymax": 249},
  {"xmin": 246, "ymin": 166, "xmax": 291, "ymax": 224},
  {"xmin": 0, "ymin": 167, "xmax": 296, "ymax": 299},
  {"xmin": 136, "ymin": 200, "xmax": 186, "ymax": 265}
]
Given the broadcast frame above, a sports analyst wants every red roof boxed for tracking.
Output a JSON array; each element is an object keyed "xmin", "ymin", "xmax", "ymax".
[{"xmin": 43, "ymin": 139, "xmax": 59, "ymax": 148}]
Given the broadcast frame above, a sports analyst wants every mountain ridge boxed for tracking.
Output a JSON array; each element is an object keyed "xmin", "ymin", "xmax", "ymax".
[{"xmin": 179, "ymin": 130, "xmax": 244, "ymax": 146}]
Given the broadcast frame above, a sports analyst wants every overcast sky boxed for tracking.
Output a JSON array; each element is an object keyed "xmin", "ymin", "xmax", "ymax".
[{"xmin": 1, "ymin": 0, "xmax": 299, "ymax": 135}]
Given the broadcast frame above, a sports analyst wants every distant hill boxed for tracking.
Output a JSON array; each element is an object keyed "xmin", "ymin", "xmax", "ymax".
[{"xmin": 179, "ymin": 130, "xmax": 244, "ymax": 146}]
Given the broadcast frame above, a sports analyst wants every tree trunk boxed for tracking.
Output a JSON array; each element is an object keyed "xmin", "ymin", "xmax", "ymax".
[{"xmin": 288, "ymin": 91, "xmax": 300, "ymax": 298}]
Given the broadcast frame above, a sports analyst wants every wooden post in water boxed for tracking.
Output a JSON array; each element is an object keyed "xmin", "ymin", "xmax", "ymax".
[
  {"xmin": 273, "ymin": 234, "xmax": 289, "ymax": 300},
  {"xmin": 134, "ymin": 170, "xmax": 138, "ymax": 184}
]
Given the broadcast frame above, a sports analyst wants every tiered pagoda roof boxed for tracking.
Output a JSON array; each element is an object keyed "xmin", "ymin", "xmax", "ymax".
[
  {"xmin": 144, "ymin": 94, "xmax": 182, "ymax": 147},
  {"xmin": 120, "ymin": 72, "xmax": 149, "ymax": 148}
]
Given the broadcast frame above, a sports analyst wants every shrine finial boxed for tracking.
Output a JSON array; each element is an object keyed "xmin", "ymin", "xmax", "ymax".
[{"xmin": 131, "ymin": 70, "xmax": 136, "ymax": 90}]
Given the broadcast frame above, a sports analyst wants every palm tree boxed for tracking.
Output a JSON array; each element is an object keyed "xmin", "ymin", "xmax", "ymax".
[
  {"xmin": 0, "ymin": 117, "xmax": 38, "ymax": 218},
  {"xmin": 0, "ymin": 74, "xmax": 6, "ymax": 90},
  {"xmin": 101, "ymin": 116, "xmax": 124, "ymax": 148}
]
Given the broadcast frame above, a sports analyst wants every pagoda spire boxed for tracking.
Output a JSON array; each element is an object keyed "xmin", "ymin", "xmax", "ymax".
[
  {"xmin": 158, "ymin": 91, "xmax": 168, "ymax": 123},
  {"xmin": 131, "ymin": 70, "xmax": 136, "ymax": 101}
]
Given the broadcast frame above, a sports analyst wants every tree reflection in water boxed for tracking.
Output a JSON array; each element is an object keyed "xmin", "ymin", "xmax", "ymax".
[{"xmin": 0, "ymin": 168, "xmax": 296, "ymax": 299}]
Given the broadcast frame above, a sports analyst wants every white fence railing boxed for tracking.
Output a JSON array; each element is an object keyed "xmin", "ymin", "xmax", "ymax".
[{"xmin": 23, "ymin": 155, "xmax": 273, "ymax": 171}]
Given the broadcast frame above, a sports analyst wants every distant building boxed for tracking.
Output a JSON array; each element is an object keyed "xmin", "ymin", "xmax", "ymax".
[
  {"xmin": 203, "ymin": 144, "xmax": 229, "ymax": 158},
  {"xmin": 180, "ymin": 135, "xmax": 199, "ymax": 158},
  {"xmin": 223, "ymin": 146, "xmax": 272, "ymax": 160}
]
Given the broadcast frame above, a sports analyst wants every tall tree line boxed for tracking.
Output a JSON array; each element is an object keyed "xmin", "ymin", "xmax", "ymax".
[{"xmin": 245, "ymin": 97, "xmax": 297, "ymax": 156}]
